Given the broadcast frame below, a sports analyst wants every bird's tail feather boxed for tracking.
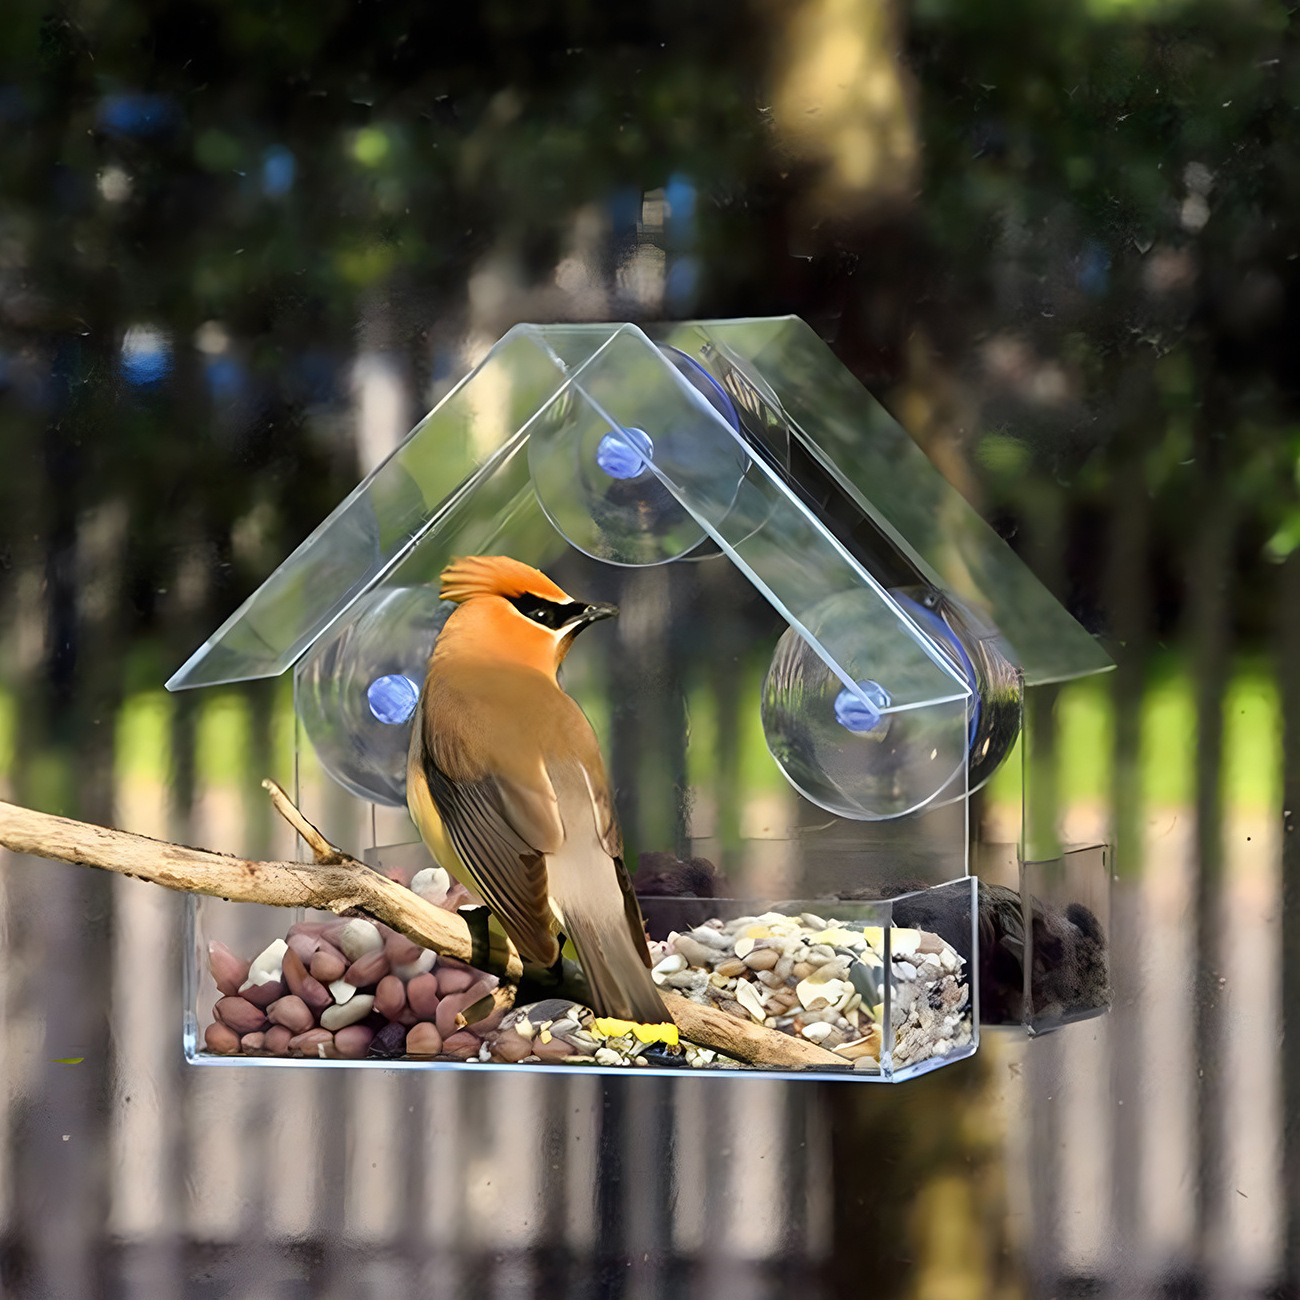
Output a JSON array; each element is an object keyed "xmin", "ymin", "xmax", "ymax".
[
  {"xmin": 562, "ymin": 907, "xmax": 668, "ymax": 1023},
  {"xmin": 546, "ymin": 767, "xmax": 669, "ymax": 1023}
]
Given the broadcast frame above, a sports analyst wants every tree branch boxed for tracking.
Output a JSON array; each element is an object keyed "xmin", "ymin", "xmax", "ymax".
[
  {"xmin": 0, "ymin": 791, "xmax": 848, "ymax": 1071},
  {"xmin": 261, "ymin": 777, "xmax": 342, "ymax": 864},
  {"xmin": 660, "ymin": 992, "xmax": 854, "ymax": 1070},
  {"xmin": 0, "ymin": 795, "xmax": 507, "ymax": 974}
]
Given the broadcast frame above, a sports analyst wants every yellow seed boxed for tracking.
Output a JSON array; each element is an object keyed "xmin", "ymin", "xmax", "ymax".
[
  {"xmin": 631, "ymin": 1021, "xmax": 679, "ymax": 1045},
  {"xmin": 813, "ymin": 927, "xmax": 858, "ymax": 947}
]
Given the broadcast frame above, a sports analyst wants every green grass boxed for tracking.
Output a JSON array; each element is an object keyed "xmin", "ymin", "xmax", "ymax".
[
  {"xmin": 1141, "ymin": 669, "xmax": 1196, "ymax": 807},
  {"xmin": 0, "ymin": 690, "xmax": 14, "ymax": 783},
  {"xmin": 686, "ymin": 659, "xmax": 787, "ymax": 799},
  {"xmin": 115, "ymin": 691, "xmax": 171, "ymax": 784},
  {"xmin": 1222, "ymin": 665, "xmax": 1281, "ymax": 812},
  {"xmin": 270, "ymin": 677, "xmax": 297, "ymax": 789},
  {"xmin": 195, "ymin": 691, "xmax": 253, "ymax": 788},
  {"xmin": 981, "ymin": 657, "xmax": 1281, "ymax": 814},
  {"xmin": 6, "ymin": 648, "xmax": 1287, "ymax": 829},
  {"xmin": 1058, "ymin": 675, "xmax": 1113, "ymax": 803}
]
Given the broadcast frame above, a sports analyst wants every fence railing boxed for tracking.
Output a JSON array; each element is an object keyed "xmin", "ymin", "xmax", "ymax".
[{"xmin": 0, "ymin": 652, "xmax": 1286, "ymax": 1297}]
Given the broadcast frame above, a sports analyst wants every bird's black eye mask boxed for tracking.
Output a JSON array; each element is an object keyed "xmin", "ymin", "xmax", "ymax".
[{"xmin": 507, "ymin": 592, "xmax": 588, "ymax": 630}]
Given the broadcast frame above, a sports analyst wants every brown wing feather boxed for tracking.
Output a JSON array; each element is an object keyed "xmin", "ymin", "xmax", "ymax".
[
  {"xmin": 572, "ymin": 754, "xmax": 649, "ymax": 969},
  {"xmin": 614, "ymin": 854, "xmax": 654, "ymax": 970},
  {"xmin": 421, "ymin": 752, "xmax": 560, "ymax": 967}
]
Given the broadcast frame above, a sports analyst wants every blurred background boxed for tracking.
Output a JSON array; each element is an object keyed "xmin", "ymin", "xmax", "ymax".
[{"xmin": 0, "ymin": 0, "xmax": 1295, "ymax": 1295}]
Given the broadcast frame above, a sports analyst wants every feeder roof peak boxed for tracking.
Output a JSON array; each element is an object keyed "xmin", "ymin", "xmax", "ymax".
[{"xmin": 166, "ymin": 316, "xmax": 1110, "ymax": 697}]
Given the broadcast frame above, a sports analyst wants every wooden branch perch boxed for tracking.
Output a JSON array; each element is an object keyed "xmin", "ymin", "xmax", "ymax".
[
  {"xmin": 0, "ymin": 787, "xmax": 847, "ymax": 1071},
  {"xmin": 0, "ymin": 790, "xmax": 510, "ymax": 975},
  {"xmin": 261, "ymin": 778, "xmax": 343, "ymax": 864},
  {"xmin": 660, "ymin": 992, "xmax": 853, "ymax": 1070}
]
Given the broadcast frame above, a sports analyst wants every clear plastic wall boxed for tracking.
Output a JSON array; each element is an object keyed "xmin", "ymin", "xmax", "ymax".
[{"xmin": 187, "ymin": 879, "xmax": 978, "ymax": 1082}]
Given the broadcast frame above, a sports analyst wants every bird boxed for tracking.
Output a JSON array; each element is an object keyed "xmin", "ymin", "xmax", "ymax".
[{"xmin": 406, "ymin": 554, "xmax": 669, "ymax": 1025}]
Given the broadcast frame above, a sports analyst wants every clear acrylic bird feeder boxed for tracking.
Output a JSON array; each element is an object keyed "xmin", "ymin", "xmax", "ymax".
[{"xmin": 171, "ymin": 316, "xmax": 1113, "ymax": 1080}]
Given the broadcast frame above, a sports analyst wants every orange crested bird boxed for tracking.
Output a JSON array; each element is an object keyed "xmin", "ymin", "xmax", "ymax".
[{"xmin": 406, "ymin": 555, "xmax": 669, "ymax": 1024}]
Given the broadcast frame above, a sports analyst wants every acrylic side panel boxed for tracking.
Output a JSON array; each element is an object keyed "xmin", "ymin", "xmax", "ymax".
[
  {"xmin": 882, "ymin": 876, "xmax": 979, "ymax": 1080},
  {"xmin": 1020, "ymin": 847, "xmax": 1113, "ymax": 1034},
  {"xmin": 1013, "ymin": 682, "xmax": 1113, "ymax": 1032},
  {"xmin": 187, "ymin": 881, "xmax": 977, "ymax": 1081}
]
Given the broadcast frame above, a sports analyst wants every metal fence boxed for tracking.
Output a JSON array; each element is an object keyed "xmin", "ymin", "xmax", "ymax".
[{"xmin": 0, "ymin": 653, "xmax": 1287, "ymax": 1297}]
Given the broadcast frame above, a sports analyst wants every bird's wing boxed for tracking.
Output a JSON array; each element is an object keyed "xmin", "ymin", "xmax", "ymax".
[
  {"xmin": 577, "ymin": 758, "xmax": 623, "ymax": 861},
  {"xmin": 544, "ymin": 759, "xmax": 665, "ymax": 1021},
  {"xmin": 417, "ymin": 745, "xmax": 562, "ymax": 968},
  {"xmin": 575, "ymin": 762, "xmax": 650, "ymax": 969}
]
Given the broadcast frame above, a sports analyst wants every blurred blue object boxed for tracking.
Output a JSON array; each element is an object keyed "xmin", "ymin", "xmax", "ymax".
[
  {"xmin": 665, "ymin": 256, "xmax": 701, "ymax": 312},
  {"xmin": 366, "ymin": 673, "xmax": 420, "ymax": 724},
  {"xmin": 120, "ymin": 327, "xmax": 172, "ymax": 386},
  {"xmin": 204, "ymin": 355, "xmax": 243, "ymax": 403},
  {"xmin": 665, "ymin": 173, "xmax": 697, "ymax": 231},
  {"xmin": 1078, "ymin": 242, "xmax": 1110, "ymax": 296},
  {"xmin": 98, "ymin": 92, "xmax": 177, "ymax": 138},
  {"xmin": 596, "ymin": 426, "xmax": 654, "ymax": 480},
  {"xmin": 607, "ymin": 186, "xmax": 642, "ymax": 240},
  {"xmin": 262, "ymin": 146, "xmax": 296, "ymax": 197}
]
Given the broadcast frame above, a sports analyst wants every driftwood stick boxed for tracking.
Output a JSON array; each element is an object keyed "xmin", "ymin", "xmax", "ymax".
[
  {"xmin": 0, "ymin": 796, "xmax": 511, "ymax": 975},
  {"xmin": 459, "ymin": 984, "xmax": 518, "ymax": 1030},
  {"xmin": 0, "ymin": 793, "xmax": 850, "ymax": 1070},
  {"xmin": 261, "ymin": 778, "xmax": 341, "ymax": 864},
  {"xmin": 660, "ymin": 992, "xmax": 849, "ymax": 1070}
]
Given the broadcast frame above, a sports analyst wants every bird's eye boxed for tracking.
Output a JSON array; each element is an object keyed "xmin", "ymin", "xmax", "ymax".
[{"xmin": 507, "ymin": 593, "xmax": 584, "ymax": 630}]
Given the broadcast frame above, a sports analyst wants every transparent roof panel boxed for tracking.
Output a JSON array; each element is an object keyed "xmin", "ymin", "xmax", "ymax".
[
  {"xmin": 536, "ymin": 325, "xmax": 971, "ymax": 712},
  {"xmin": 656, "ymin": 317, "xmax": 1113, "ymax": 686},
  {"xmin": 167, "ymin": 316, "xmax": 1107, "ymax": 698},
  {"xmin": 166, "ymin": 327, "xmax": 584, "ymax": 690}
]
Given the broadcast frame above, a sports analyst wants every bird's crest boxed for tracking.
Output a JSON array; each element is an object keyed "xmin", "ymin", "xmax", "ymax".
[{"xmin": 440, "ymin": 556, "xmax": 572, "ymax": 605}]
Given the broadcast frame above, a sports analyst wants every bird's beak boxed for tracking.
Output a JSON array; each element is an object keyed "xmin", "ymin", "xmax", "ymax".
[
  {"xmin": 576, "ymin": 601, "xmax": 619, "ymax": 627},
  {"xmin": 557, "ymin": 602, "xmax": 618, "ymax": 658}
]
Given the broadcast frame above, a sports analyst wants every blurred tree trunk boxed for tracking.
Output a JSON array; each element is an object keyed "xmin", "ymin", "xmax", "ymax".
[
  {"xmin": 1280, "ymin": 544, "xmax": 1300, "ymax": 1289},
  {"xmin": 1189, "ymin": 400, "xmax": 1234, "ymax": 1273},
  {"xmin": 1105, "ymin": 375, "xmax": 1156, "ymax": 1271}
]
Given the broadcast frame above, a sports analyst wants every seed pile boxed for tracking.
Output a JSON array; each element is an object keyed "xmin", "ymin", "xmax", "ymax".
[
  {"xmin": 202, "ymin": 915, "xmax": 717, "ymax": 1068},
  {"xmin": 202, "ymin": 913, "xmax": 510, "ymax": 1063},
  {"xmin": 651, "ymin": 911, "xmax": 971, "ymax": 1071},
  {"xmin": 199, "ymin": 878, "xmax": 970, "ymax": 1072}
]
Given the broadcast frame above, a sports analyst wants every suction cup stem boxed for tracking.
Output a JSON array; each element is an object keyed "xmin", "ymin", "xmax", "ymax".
[
  {"xmin": 833, "ymin": 680, "xmax": 891, "ymax": 735},
  {"xmin": 596, "ymin": 427, "xmax": 654, "ymax": 480},
  {"xmin": 367, "ymin": 673, "xmax": 420, "ymax": 724}
]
